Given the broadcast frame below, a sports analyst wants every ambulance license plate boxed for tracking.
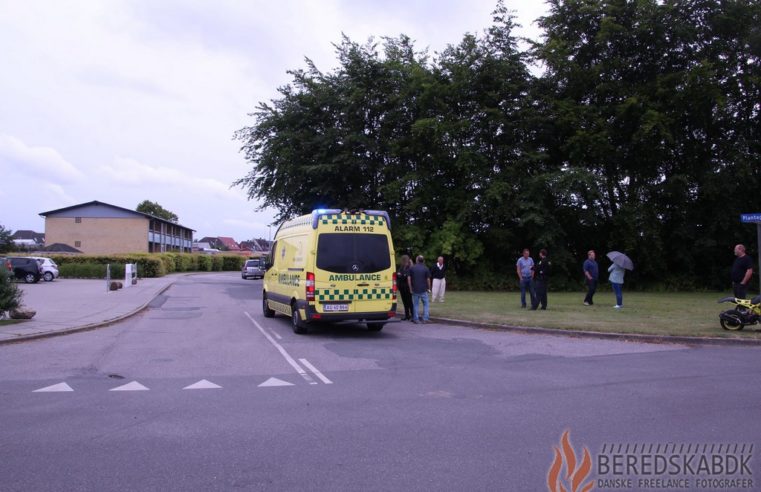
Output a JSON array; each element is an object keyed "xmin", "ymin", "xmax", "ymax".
[{"xmin": 323, "ymin": 304, "xmax": 348, "ymax": 312}]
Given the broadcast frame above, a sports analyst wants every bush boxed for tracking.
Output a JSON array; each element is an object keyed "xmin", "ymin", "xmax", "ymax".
[
  {"xmin": 159, "ymin": 254, "xmax": 176, "ymax": 274},
  {"xmin": 58, "ymin": 263, "xmax": 121, "ymax": 279},
  {"xmin": 134, "ymin": 257, "xmax": 165, "ymax": 277},
  {"xmin": 222, "ymin": 255, "xmax": 245, "ymax": 271},
  {"xmin": 0, "ymin": 267, "xmax": 23, "ymax": 312},
  {"xmin": 178, "ymin": 254, "xmax": 196, "ymax": 271},
  {"xmin": 47, "ymin": 253, "xmax": 248, "ymax": 277},
  {"xmin": 197, "ymin": 255, "xmax": 212, "ymax": 271}
]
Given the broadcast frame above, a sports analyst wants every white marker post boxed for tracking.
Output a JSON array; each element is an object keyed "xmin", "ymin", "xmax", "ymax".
[
  {"xmin": 740, "ymin": 213, "xmax": 761, "ymax": 295},
  {"xmin": 124, "ymin": 263, "xmax": 133, "ymax": 288}
]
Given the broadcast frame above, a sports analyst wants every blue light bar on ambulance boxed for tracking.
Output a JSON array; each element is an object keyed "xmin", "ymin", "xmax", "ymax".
[{"xmin": 310, "ymin": 209, "xmax": 391, "ymax": 229}]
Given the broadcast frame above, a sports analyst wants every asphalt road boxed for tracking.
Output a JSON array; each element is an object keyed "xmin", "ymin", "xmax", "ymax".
[{"xmin": 1, "ymin": 273, "xmax": 760, "ymax": 491}]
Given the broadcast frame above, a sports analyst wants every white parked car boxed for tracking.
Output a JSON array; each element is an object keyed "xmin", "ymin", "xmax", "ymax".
[{"xmin": 27, "ymin": 256, "xmax": 60, "ymax": 282}]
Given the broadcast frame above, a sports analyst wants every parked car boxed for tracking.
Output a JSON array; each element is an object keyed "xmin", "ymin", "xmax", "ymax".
[
  {"xmin": 26, "ymin": 256, "xmax": 60, "ymax": 282},
  {"xmin": 7, "ymin": 257, "xmax": 42, "ymax": 283},
  {"xmin": 241, "ymin": 258, "xmax": 265, "ymax": 280}
]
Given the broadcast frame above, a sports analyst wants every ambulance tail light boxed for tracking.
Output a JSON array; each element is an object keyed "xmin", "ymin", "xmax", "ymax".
[
  {"xmin": 392, "ymin": 272, "xmax": 398, "ymax": 301},
  {"xmin": 306, "ymin": 272, "xmax": 315, "ymax": 302}
]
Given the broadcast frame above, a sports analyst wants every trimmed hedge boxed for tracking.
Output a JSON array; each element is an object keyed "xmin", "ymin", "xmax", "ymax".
[
  {"xmin": 58, "ymin": 263, "xmax": 125, "ymax": 279},
  {"xmin": 49, "ymin": 253, "xmax": 250, "ymax": 278}
]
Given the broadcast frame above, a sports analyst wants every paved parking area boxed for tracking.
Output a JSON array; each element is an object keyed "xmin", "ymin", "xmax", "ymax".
[{"xmin": 0, "ymin": 276, "xmax": 178, "ymax": 343}]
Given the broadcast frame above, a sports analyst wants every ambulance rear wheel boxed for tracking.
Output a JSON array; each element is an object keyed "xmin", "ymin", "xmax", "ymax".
[
  {"xmin": 367, "ymin": 322, "xmax": 384, "ymax": 332},
  {"xmin": 291, "ymin": 303, "xmax": 307, "ymax": 334},
  {"xmin": 262, "ymin": 292, "xmax": 275, "ymax": 318}
]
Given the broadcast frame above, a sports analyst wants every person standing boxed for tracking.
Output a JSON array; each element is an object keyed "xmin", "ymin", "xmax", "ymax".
[
  {"xmin": 531, "ymin": 249, "xmax": 551, "ymax": 310},
  {"xmin": 608, "ymin": 262, "xmax": 626, "ymax": 309},
  {"xmin": 396, "ymin": 255, "xmax": 413, "ymax": 320},
  {"xmin": 516, "ymin": 248, "xmax": 535, "ymax": 308},
  {"xmin": 430, "ymin": 256, "xmax": 446, "ymax": 303},
  {"xmin": 583, "ymin": 250, "xmax": 598, "ymax": 306},
  {"xmin": 407, "ymin": 255, "xmax": 432, "ymax": 324},
  {"xmin": 731, "ymin": 244, "xmax": 754, "ymax": 299}
]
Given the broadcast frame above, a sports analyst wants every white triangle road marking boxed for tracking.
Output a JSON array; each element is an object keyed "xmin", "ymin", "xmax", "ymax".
[
  {"xmin": 258, "ymin": 377, "xmax": 294, "ymax": 387},
  {"xmin": 109, "ymin": 381, "xmax": 149, "ymax": 391},
  {"xmin": 183, "ymin": 379, "xmax": 222, "ymax": 390},
  {"xmin": 33, "ymin": 382, "xmax": 74, "ymax": 393}
]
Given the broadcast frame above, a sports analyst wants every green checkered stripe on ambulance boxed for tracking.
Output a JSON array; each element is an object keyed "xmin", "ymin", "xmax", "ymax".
[
  {"xmin": 320, "ymin": 214, "xmax": 385, "ymax": 226},
  {"xmin": 316, "ymin": 288, "xmax": 393, "ymax": 301}
]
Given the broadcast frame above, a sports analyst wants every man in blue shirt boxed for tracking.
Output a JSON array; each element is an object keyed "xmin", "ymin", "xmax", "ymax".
[
  {"xmin": 516, "ymin": 248, "xmax": 535, "ymax": 308},
  {"xmin": 583, "ymin": 250, "xmax": 599, "ymax": 305}
]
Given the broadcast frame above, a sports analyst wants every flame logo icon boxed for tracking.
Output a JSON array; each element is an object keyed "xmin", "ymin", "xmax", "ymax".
[{"xmin": 547, "ymin": 430, "xmax": 594, "ymax": 492}]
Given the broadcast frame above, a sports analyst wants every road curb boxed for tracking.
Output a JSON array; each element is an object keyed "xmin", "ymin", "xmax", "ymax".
[
  {"xmin": 431, "ymin": 316, "xmax": 761, "ymax": 347},
  {"xmin": 0, "ymin": 280, "xmax": 177, "ymax": 346}
]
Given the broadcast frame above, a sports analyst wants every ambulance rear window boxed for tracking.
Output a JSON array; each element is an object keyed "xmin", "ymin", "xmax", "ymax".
[{"xmin": 316, "ymin": 234, "xmax": 391, "ymax": 273}]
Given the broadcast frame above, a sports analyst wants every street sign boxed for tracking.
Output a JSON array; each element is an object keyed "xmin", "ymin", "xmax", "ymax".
[{"xmin": 740, "ymin": 213, "xmax": 761, "ymax": 223}]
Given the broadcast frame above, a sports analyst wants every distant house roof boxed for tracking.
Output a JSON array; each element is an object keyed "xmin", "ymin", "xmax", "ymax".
[
  {"xmin": 39, "ymin": 200, "xmax": 195, "ymax": 231},
  {"xmin": 42, "ymin": 243, "xmax": 82, "ymax": 253},
  {"xmin": 198, "ymin": 237, "xmax": 222, "ymax": 248},
  {"xmin": 217, "ymin": 237, "xmax": 240, "ymax": 250},
  {"xmin": 239, "ymin": 240, "xmax": 271, "ymax": 252},
  {"xmin": 11, "ymin": 230, "xmax": 45, "ymax": 243},
  {"xmin": 239, "ymin": 241, "xmax": 256, "ymax": 251}
]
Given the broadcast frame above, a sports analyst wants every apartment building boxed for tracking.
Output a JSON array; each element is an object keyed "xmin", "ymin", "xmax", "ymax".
[{"xmin": 40, "ymin": 201, "xmax": 194, "ymax": 254}]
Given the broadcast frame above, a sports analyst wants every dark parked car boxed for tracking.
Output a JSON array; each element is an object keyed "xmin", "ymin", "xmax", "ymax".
[{"xmin": 7, "ymin": 256, "xmax": 42, "ymax": 283}]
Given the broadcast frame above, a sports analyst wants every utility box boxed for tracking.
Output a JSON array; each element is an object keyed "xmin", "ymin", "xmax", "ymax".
[{"xmin": 125, "ymin": 263, "xmax": 138, "ymax": 287}]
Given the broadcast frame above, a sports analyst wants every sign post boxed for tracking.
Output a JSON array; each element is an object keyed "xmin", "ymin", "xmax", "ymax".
[{"xmin": 740, "ymin": 213, "xmax": 761, "ymax": 295}]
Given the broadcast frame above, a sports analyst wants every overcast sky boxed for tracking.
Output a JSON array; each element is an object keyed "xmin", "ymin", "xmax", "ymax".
[{"xmin": 0, "ymin": 0, "xmax": 548, "ymax": 242}]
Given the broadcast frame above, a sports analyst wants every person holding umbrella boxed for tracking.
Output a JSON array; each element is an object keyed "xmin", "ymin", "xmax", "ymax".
[{"xmin": 607, "ymin": 251, "xmax": 633, "ymax": 309}]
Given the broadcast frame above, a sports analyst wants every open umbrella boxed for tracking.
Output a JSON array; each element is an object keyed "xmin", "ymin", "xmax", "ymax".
[{"xmin": 606, "ymin": 251, "xmax": 634, "ymax": 270}]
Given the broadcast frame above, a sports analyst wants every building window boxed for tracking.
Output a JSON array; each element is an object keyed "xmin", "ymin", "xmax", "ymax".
[
  {"xmin": 74, "ymin": 241, "xmax": 81, "ymax": 248},
  {"xmin": 75, "ymin": 217, "xmax": 82, "ymax": 223}
]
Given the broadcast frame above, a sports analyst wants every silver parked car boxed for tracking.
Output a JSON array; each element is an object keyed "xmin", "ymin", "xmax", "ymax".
[{"xmin": 241, "ymin": 258, "xmax": 265, "ymax": 280}]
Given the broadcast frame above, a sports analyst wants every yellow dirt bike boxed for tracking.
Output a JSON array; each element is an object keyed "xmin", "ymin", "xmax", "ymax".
[{"xmin": 718, "ymin": 294, "xmax": 761, "ymax": 331}]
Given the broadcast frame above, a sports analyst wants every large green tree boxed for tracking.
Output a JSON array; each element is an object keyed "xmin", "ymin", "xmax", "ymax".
[
  {"xmin": 533, "ymin": 0, "xmax": 761, "ymax": 288},
  {"xmin": 136, "ymin": 200, "xmax": 179, "ymax": 223},
  {"xmin": 235, "ymin": 0, "xmax": 761, "ymax": 290}
]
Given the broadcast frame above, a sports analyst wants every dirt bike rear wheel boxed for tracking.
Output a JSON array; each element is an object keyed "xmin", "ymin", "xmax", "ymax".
[{"xmin": 720, "ymin": 309, "xmax": 745, "ymax": 331}]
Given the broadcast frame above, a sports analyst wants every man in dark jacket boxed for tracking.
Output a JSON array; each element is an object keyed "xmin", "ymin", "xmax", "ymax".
[
  {"xmin": 531, "ymin": 249, "xmax": 551, "ymax": 310},
  {"xmin": 583, "ymin": 250, "xmax": 598, "ymax": 305},
  {"xmin": 732, "ymin": 244, "xmax": 754, "ymax": 299},
  {"xmin": 407, "ymin": 255, "xmax": 432, "ymax": 324}
]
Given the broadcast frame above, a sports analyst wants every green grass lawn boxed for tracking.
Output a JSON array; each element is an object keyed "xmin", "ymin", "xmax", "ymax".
[{"xmin": 416, "ymin": 290, "xmax": 761, "ymax": 339}]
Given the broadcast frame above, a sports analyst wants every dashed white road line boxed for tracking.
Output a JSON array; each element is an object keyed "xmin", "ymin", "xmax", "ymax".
[
  {"xmin": 33, "ymin": 382, "xmax": 74, "ymax": 393},
  {"xmin": 258, "ymin": 377, "xmax": 294, "ymax": 387},
  {"xmin": 298, "ymin": 358, "xmax": 333, "ymax": 385},
  {"xmin": 110, "ymin": 381, "xmax": 149, "ymax": 391},
  {"xmin": 244, "ymin": 311, "xmax": 317, "ymax": 385},
  {"xmin": 183, "ymin": 379, "xmax": 222, "ymax": 390}
]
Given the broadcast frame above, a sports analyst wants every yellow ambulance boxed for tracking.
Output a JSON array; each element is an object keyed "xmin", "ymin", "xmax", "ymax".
[{"xmin": 262, "ymin": 209, "xmax": 397, "ymax": 334}]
